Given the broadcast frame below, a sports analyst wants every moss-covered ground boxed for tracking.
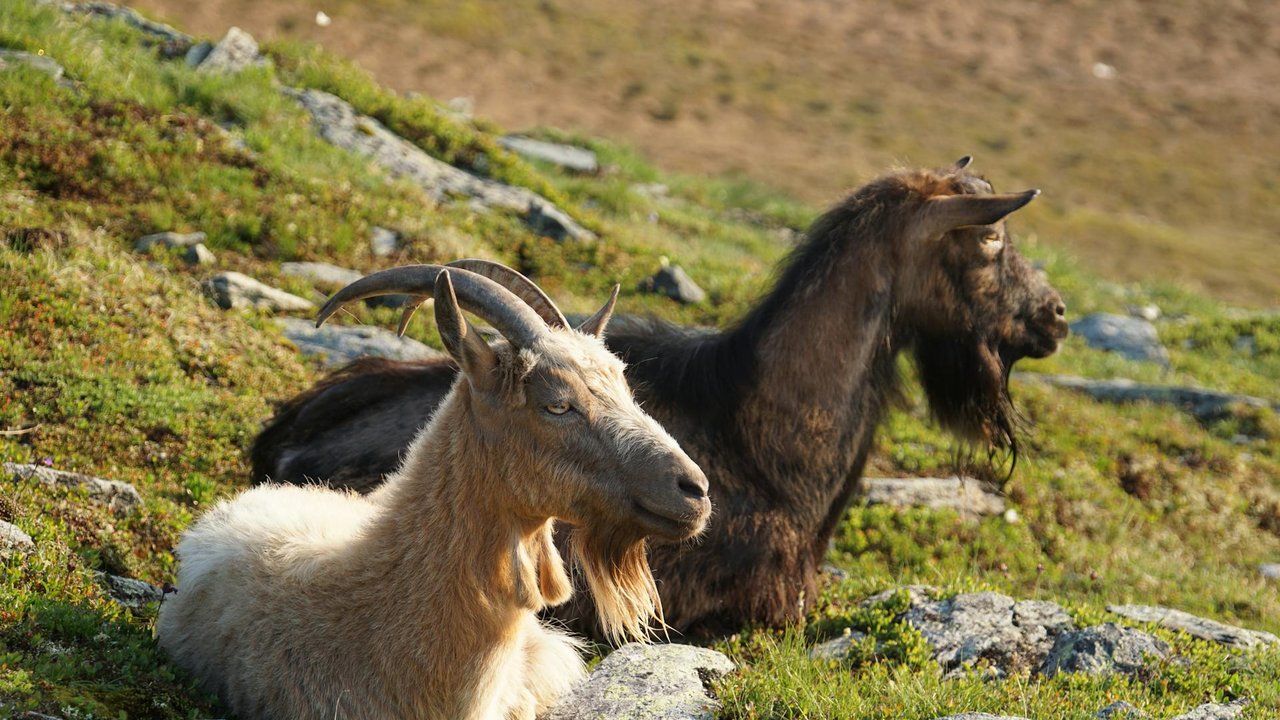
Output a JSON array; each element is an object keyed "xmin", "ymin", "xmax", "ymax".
[{"xmin": 1, "ymin": 2, "xmax": 1277, "ymax": 717}]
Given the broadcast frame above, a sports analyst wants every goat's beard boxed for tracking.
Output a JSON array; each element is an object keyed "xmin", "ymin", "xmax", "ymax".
[
  {"xmin": 567, "ymin": 523, "xmax": 663, "ymax": 645},
  {"xmin": 913, "ymin": 332, "xmax": 1019, "ymax": 470}
]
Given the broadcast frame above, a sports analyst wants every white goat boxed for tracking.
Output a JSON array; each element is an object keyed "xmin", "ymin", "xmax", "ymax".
[{"xmin": 156, "ymin": 262, "xmax": 711, "ymax": 720}]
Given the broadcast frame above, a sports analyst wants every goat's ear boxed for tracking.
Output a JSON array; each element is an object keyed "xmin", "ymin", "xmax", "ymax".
[
  {"xmin": 576, "ymin": 285, "xmax": 620, "ymax": 339},
  {"xmin": 923, "ymin": 189, "xmax": 1039, "ymax": 236},
  {"xmin": 434, "ymin": 270, "xmax": 497, "ymax": 390},
  {"xmin": 954, "ymin": 155, "xmax": 973, "ymax": 169}
]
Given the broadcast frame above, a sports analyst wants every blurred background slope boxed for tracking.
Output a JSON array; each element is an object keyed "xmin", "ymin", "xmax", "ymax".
[{"xmin": 132, "ymin": 0, "xmax": 1280, "ymax": 306}]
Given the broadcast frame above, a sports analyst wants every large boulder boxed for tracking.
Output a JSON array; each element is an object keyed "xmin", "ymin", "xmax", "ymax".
[
  {"xmin": 1037, "ymin": 622, "xmax": 1171, "ymax": 677},
  {"xmin": 5, "ymin": 462, "xmax": 143, "ymax": 515},
  {"xmin": 204, "ymin": 272, "xmax": 315, "ymax": 313},
  {"xmin": 861, "ymin": 476, "xmax": 1005, "ymax": 518},
  {"xmin": 1107, "ymin": 605, "xmax": 1279, "ymax": 650},
  {"xmin": 543, "ymin": 643, "xmax": 734, "ymax": 720},
  {"xmin": 1070, "ymin": 313, "xmax": 1169, "ymax": 366},
  {"xmin": 903, "ymin": 592, "xmax": 1074, "ymax": 676}
]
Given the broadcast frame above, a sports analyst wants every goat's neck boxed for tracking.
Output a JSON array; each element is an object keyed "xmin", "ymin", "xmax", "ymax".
[
  {"xmin": 727, "ymin": 229, "xmax": 900, "ymax": 531},
  {"xmin": 353, "ymin": 393, "xmax": 562, "ymax": 661}
]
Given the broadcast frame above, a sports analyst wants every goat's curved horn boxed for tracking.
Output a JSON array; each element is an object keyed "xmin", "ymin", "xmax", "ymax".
[
  {"xmin": 576, "ymin": 284, "xmax": 620, "ymax": 338},
  {"xmin": 316, "ymin": 264, "xmax": 547, "ymax": 348},
  {"xmin": 954, "ymin": 155, "xmax": 973, "ymax": 169},
  {"xmin": 924, "ymin": 189, "xmax": 1040, "ymax": 235},
  {"xmin": 446, "ymin": 259, "xmax": 569, "ymax": 329}
]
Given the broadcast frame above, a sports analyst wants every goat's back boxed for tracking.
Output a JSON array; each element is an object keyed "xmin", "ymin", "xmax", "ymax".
[{"xmin": 250, "ymin": 356, "xmax": 458, "ymax": 491}]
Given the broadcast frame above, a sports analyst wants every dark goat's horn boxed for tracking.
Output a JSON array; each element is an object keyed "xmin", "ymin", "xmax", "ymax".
[
  {"xmin": 446, "ymin": 259, "xmax": 569, "ymax": 329},
  {"xmin": 316, "ymin": 264, "xmax": 547, "ymax": 348}
]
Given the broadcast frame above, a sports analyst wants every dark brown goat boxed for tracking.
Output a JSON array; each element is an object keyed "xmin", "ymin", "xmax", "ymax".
[{"xmin": 251, "ymin": 159, "xmax": 1068, "ymax": 637}]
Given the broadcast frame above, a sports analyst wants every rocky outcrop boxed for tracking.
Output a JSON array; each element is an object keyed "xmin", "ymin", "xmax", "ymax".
[
  {"xmin": 1017, "ymin": 374, "xmax": 1279, "ymax": 420},
  {"xmin": 861, "ymin": 476, "xmax": 1005, "ymax": 518},
  {"xmin": 543, "ymin": 643, "xmax": 734, "ymax": 720},
  {"xmin": 275, "ymin": 317, "xmax": 443, "ymax": 366},
  {"xmin": 1071, "ymin": 313, "xmax": 1170, "ymax": 366},
  {"xmin": 285, "ymin": 88, "xmax": 595, "ymax": 243},
  {"xmin": 203, "ymin": 272, "xmax": 315, "ymax": 312},
  {"xmin": 498, "ymin": 135, "xmax": 599, "ymax": 174},
  {"xmin": 1038, "ymin": 623, "xmax": 1171, "ymax": 677},
  {"xmin": 903, "ymin": 592, "xmax": 1075, "ymax": 676},
  {"xmin": 65, "ymin": 1, "xmax": 193, "ymax": 57},
  {"xmin": 4, "ymin": 462, "xmax": 143, "ymax": 515},
  {"xmin": 1107, "ymin": 605, "xmax": 1279, "ymax": 650}
]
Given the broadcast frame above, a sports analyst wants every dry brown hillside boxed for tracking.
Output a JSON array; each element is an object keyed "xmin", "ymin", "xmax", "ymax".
[{"xmin": 133, "ymin": 0, "xmax": 1280, "ymax": 306}]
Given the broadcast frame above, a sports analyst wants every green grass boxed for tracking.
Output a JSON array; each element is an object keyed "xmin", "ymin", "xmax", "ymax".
[{"xmin": 2, "ymin": 1, "xmax": 1278, "ymax": 717}]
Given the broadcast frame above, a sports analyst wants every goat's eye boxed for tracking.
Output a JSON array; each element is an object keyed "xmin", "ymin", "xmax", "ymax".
[
  {"xmin": 982, "ymin": 231, "xmax": 1001, "ymax": 244},
  {"xmin": 545, "ymin": 401, "xmax": 572, "ymax": 416}
]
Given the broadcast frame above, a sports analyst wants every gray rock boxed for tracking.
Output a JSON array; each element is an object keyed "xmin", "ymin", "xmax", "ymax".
[
  {"xmin": 96, "ymin": 572, "xmax": 163, "ymax": 611},
  {"xmin": 1096, "ymin": 701, "xmax": 1146, "ymax": 718},
  {"xmin": 370, "ymin": 226, "xmax": 400, "ymax": 257},
  {"xmin": 193, "ymin": 27, "xmax": 262, "ymax": 75},
  {"xmin": 861, "ymin": 476, "xmax": 1005, "ymax": 518},
  {"xmin": 904, "ymin": 592, "xmax": 1074, "ymax": 676},
  {"xmin": 809, "ymin": 629, "xmax": 869, "ymax": 661},
  {"xmin": 821, "ymin": 562, "xmax": 848, "ymax": 582},
  {"xmin": 1169, "ymin": 699, "xmax": 1250, "ymax": 720},
  {"xmin": 1015, "ymin": 373, "xmax": 1279, "ymax": 421},
  {"xmin": 1038, "ymin": 623, "xmax": 1170, "ymax": 677},
  {"xmin": 204, "ymin": 272, "xmax": 315, "ymax": 313},
  {"xmin": 632, "ymin": 183, "xmax": 670, "ymax": 200},
  {"xmin": 280, "ymin": 261, "xmax": 363, "ymax": 290},
  {"xmin": 1107, "ymin": 604, "xmax": 1279, "ymax": 650},
  {"xmin": 184, "ymin": 42, "xmax": 213, "ymax": 67},
  {"xmin": 275, "ymin": 317, "xmax": 444, "ymax": 366},
  {"xmin": 0, "ymin": 49, "xmax": 77, "ymax": 89},
  {"xmin": 68, "ymin": 2, "xmax": 193, "ymax": 57},
  {"xmin": 1261, "ymin": 563, "xmax": 1280, "ymax": 581},
  {"xmin": 1127, "ymin": 304, "xmax": 1161, "ymax": 322},
  {"xmin": 498, "ymin": 135, "xmax": 599, "ymax": 174},
  {"xmin": 859, "ymin": 585, "xmax": 938, "ymax": 610},
  {"xmin": 4, "ymin": 462, "xmax": 143, "ymax": 515},
  {"xmin": 1070, "ymin": 313, "xmax": 1170, "ymax": 366},
  {"xmin": 285, "ymin": 88, "xmax": 595, "ymax": 242},
  {"xmin": 543, "ymin": 643, "xmax": 734, "ymax": 720},
  {"xmin": 932, "ymin": 714, "xmax": 1030, "ymax": 720},
  {"xmin": 640, "ymin": 264, "xmax": 706, "ymax": 304},
  {"xmin": 134, "ymin": 230, "xmax": 207, "ymax": 252},
  {"xmin": 0, "ymin": 519, "xmax": 34, "ymax": 556},
  {"xmin": 186, "ymin": 243, "xmax": 217, "ymax": 266},
  {"xmin": 134, "ymin": 231, "xmax": 215, "ymax": 265}
]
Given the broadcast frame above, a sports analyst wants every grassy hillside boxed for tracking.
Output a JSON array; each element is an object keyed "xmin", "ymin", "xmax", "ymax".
[
  {"xmin": 129, "ymin": 0, "xmax": 1280, "ymax": 308},
  {"xmin": 1, "ymin": 1, "xmax": 1279, "ymax": 718}
]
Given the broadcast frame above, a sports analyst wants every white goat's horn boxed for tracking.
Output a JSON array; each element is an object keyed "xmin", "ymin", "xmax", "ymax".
[
  {"xmin": 446, "ymin": 259, "xmax": 569, "ymax": 329},
  {"xmin": 316, "ymin": 264, "xmax": 547, "ymax": 348}
]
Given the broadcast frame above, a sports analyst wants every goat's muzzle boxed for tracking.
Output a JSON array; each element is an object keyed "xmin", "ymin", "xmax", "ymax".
[{"xmin": 631, "ymin": 457, "xmax": 711, "ymax": 542}]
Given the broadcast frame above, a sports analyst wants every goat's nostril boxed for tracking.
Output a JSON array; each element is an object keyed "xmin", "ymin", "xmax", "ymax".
[
  {"xmin": 1055, "ymin": 303, "xmax": 1066, "ymax": 318},
  {"xmin": 676, "ymin": 473, "xmax": 708, "ymax": 500}
]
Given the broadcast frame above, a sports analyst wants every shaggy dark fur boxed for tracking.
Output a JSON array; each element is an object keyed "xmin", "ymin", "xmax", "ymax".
[{"xmin": 250, "ymin": 161, "xmax": 1068, "ymax": 637}]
